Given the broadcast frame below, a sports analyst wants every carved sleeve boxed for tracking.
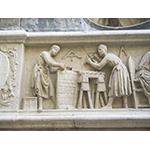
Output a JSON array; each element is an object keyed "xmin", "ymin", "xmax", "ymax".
[
  {"xmin": 49, "ymin": 66, "xmax": 59, "ymax": 73},
  {"xmin": 90, "ymin": 56, "xmax": 108, "ymax": 70},
  {"xmin": 42, "ymin": 52, "xmax": 62, "ymax": 67}
]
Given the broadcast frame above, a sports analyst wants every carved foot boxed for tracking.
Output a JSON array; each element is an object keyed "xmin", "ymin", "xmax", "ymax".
[
  {"xmin": 122, "ymin": 104, "xmax": 128, "ymax": 109},
  {"xmin": 101, "ymin": 105, "xmax": 112, "ymax": 110},
  {"xmin": 37, "ymin": 108, "xmax": 42, "ymax": 112}
]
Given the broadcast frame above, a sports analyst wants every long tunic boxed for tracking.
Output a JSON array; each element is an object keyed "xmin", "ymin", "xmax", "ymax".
[
  {"xmin": 31, "ymin": 51, "xmax": 55, "ymax": 100},
  {"xmin": 136, "ymin": 51, "xmax": 150, "ymax": 98},
  {"xmin": 97, "ymin": 53, "xmax": 132, "ymax": 98}
]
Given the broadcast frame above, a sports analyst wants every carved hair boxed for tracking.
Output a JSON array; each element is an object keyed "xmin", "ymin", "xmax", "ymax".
[
  {"xmin": 50, "ymin": 44, "xmax": 60, "ymax": 50},
  {"xmin": 98, "ymin": 44, "xmax": 107, "ymax": 52}
]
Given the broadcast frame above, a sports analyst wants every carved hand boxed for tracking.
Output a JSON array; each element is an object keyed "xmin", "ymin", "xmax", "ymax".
[
  {"xmin": 136, "ymin": 66, "xmax": 142, "ymax": 71},
  {"xmin": 59, "ymin": 63, "xmax": 66, "ymax": 70},
  {"xmin": 86, "ymin": 58, "xmax": 92, "ymax": 65},
  {"xmin": 136, "ymin": 65, "xmax": 149, "ymax": 71}
]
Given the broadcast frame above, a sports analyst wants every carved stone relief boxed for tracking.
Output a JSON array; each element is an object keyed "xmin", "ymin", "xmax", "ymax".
[
  {"xmin": 1, "ymin": 30, "xmax": 150, "ymax": 130},
  {"xmin": 31, "ymin": 45, "xmax": 66, "ymax": 111},
  {"xmin": 135, "ymin": 51, "xmax": 150, "ymax": 107},
  {"xmin": 0, "ymin": 46, "xmax": 18, "ymax": 108},
  {"xmin": 85, "ymin": 44, "xmax": 132, "ymax": 109},
  {"xmin": 22, "ymin": 42, "xmax": 150, "ymax": 112}
]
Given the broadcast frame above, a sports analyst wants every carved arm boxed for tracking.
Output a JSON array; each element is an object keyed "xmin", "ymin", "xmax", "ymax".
[
  {"xmin": 86, "ymin": 57, "xmax": 107, "ymax": 70},
  {"xmin": 42, "ymin": 52, "xmax": 65, "ymax": 69}
]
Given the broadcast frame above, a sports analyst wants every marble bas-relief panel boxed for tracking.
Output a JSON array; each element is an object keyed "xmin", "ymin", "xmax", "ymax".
[
  {"xmin": 0, "ymin": 44, "xmax": 24, "ymax": 110},
  {"xmin": 21, "ymin": 42, "xmax": 150, "ymax": 111}
]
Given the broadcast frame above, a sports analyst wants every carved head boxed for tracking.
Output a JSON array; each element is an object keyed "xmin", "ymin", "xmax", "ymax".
[
  {"xmin": 98, "ymin": 44, "xmax": 107, "ymax": 57},
  {"xmin": 50, "ymin": 45, "xmax": 60, "ymax": 56}
]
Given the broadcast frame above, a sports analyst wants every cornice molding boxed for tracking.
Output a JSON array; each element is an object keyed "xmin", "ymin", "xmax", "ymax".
[
  {"xmin": 0, "ymin": 30, "xmax": 150, "ymax": 45},
  {"xmin": 0, "ymin": 30, "xmax": 27, "ymax": 44},
  {"xmin": 26, "ymin": 30, "xmax": 150, "ymax": 45}
]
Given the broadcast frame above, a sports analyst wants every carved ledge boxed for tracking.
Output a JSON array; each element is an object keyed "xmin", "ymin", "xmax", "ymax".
[
  {"xmin": 0, "ymin": 30, "xmax": 150, "ymax": 44},
  {"xmin": 0, "ymin": 109, "xmax": 150, "ymax": 129},
  {"xmin": 0, "ymin": 30, "xmax": 27, "ymax": 44},
  {"xmin": 25, "ymin": 30, "xmax": 150, "ymax": 45}
]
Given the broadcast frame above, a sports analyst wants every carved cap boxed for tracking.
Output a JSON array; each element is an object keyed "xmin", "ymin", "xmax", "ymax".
[
  {"xmin": 50, "ymin": 44, "xmax": 60, "ymax": 51},
  {"xmin": 98, "ymin": 44, "xmax": 107, "ymax": 52}
]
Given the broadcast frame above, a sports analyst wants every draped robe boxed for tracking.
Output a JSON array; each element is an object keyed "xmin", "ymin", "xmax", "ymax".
[
  {"xmin": 31, "ymin": 51, "xmax": 55, "ymax": 101},
  {"xmin": 136, "ymin": 51, "xmax": 150, "ymax": 98}
]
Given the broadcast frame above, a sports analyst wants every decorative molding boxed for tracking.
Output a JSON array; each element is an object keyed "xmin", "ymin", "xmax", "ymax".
[
  {"xmin": 0, "ymin": 30, "xmax": 150, "ymax": 45},
  {"xmin": 25, "ymin": 30, "xmax": 150, "ymax": 45},
  {"xmin": 0, "ymin": 30, "xmax": 26, "ymax": 44}
]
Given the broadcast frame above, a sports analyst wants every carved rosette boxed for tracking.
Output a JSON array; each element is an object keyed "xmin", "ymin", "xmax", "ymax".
[{"xmin": 0, "ymin": 47, "xmax": 18, "ymax": 106}]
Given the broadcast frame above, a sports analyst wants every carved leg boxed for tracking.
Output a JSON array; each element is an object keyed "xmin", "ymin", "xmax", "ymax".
[
  {"xmin": 78, "ymin": 90, "xmax": 83, "ymax": 109},
  {"xmin": 91, "ymin": 84, "xmax": 95, "ymax": 106},
  {"xmin": 122, "ymin": 96, "xmax": 128, "ymax": 109},
  {"xmin": 103, "ymin": 91, "xmax": 108, "ymax": 105},
  {"xmin": 95, "ymin": 91, "xmax": 100, "ymax": 109},
  {"xmin": 83, "ymin": 92, "xmax": 87, "ymax": 108},
  {"xmin": 87, "ymin": 91, "xmax": 93, "ymax": 109},
  {"xmin": 99, "ymin": 93, "xmax": 105, "ymax": 107},
  {"xmin": 101, "ymin": 97, "xmax": 113, "ymax": 109},
  {"xmin": 148, "ymin": 97, "xmax": 150, "ymax": 105},
  {"xmin": 38, "ymin": 96, "xmax": 43, "ymax": 112}
]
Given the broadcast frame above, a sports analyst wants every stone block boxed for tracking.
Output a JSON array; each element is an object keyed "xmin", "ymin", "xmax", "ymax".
[
  {"xmin": 23, "ymin": 97, "xmax": 37, "ymax": 111},
  {"xmin": 56, "ymin": 70, "xmax": 78, "ymax": 109}
]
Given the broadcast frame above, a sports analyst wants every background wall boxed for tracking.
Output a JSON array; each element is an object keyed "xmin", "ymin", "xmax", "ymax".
[{"xmin": 0, "ymin": 18, "xmax": 150, "ymax": 32}]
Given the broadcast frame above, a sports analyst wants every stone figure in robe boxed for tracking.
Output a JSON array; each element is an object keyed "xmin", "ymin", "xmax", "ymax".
[
  {"xmin": 135, "ymin": 51, "xmax": 150, "ymax": 104},
  {"xmin": 31, "ymin": 45, "xmax": 65, "ymax": 111},
  {"xmin": 85, "ymin": 44, "xmax": 132, "ymax": 109}
]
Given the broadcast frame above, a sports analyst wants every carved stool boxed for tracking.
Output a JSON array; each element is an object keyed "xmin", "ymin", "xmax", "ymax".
[
  {"xmin": 76, "ymin": 71, "xmax": 106, "ymax": 109},
  {"xmin": 77, "ymin": 73, "xmax": 93, "ymax": 109},
  {"xmin": 92, "ymin": 77, "xmax": 107, "ymax": 108}
]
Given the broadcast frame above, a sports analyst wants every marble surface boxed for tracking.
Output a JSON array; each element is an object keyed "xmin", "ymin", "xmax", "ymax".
[{"xmin": 0, "ymin": 29, "xmax": 150, "ymax": 130}]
